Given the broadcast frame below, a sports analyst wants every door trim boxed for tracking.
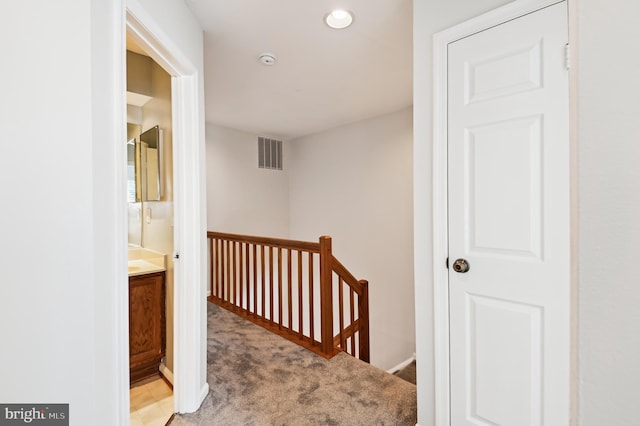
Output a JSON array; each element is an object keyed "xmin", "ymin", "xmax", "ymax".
[
  {"xmin": 118, "ymin": 0, "xmax": 209, "ymax": 416},
  {"xmin": 432, "ymin": 1, "xmax": 565, "ymax": 424}
]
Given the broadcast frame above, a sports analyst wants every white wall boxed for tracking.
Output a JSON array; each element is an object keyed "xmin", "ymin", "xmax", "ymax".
[
  {"xmin": 206, "ymin": 124, "xmax": 290, "ymax": 238},
  {"xmin": 288, "ymin": 108, "xmax": 415, "ymax": 370},
  {"xmin": 412, "ymin": 0, "xmax": 517, "ymax": 424},
  {"xmin": 0, "ymin": 0, "xmax": 205, "ymax": 423},
  {"xmin": 575, "ymin": 0, "xmax": 640, "ymax": 424},
  {"xmin": 0, "ymin": 0, "xmax": 97, "ymax": 420}
]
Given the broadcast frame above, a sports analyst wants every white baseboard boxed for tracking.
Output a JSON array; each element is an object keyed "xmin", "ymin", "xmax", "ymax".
[
  {"xmin": 387, "ymin": 352, "xmax": 417, "ymax": 374},
  {"xmin": 159, "ymin": 362, "xmax": 174, "ymax": 384},
  {"xmin": 199, "ymin": 382, "xmax": 210, "ymax": 404}
]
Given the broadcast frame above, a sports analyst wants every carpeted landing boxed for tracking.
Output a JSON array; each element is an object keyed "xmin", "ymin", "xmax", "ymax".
[{"xmin": 171, "ymin": 302, "xmax": 417, "ymax": 426}]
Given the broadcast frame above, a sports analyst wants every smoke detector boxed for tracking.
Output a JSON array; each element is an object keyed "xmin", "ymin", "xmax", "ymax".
[{"xmin": 258, "ymin": 53, "xmax": 276, "ymax": 66}]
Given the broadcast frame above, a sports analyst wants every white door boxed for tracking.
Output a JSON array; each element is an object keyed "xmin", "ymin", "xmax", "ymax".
[{"xmin": 447, "ymin": 2, "xmax": 569, "ymax": 425}]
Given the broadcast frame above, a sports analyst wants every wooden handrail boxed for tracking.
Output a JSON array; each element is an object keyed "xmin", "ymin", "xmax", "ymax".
[
  {"xmin": 206, "ymin": 231, "xmax": 370, "ymax": 362},
  {"xmin": 331, "ymin": 256, "xmax": 367, "ymax": 295},
  {"xmin": 207, "ymin": 231, "xmax": 320, "ymax": 252}
]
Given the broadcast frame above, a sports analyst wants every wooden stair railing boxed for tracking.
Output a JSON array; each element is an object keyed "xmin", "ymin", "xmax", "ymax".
[{"xmin": 207, "ymin": 231, "xmax": 370, "ymax": 362}]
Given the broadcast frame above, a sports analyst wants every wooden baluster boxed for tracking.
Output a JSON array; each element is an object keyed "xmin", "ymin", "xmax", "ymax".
[
  {"xmin": 230, "ymin": 241, "xmax": 237, "ymax": 306},
  {"xmin": 220, "ymin": 240, "xmax": 224, "ymax": 301},
  {"xmin": 211, "ymin": 238, "xmax": 220, "ymax": 297},
  {"xmin": 319, "ymin": 236, "xmax": 333, "ymax": 356},
  {"xmin": 309, "ymin": 252, "xmax": 314, "ymax": 344},
  {"xmin": 232, "ymin": 241, "xmax": 237, "ymax": 305},
  {"xmin": 252, "ymin": 244, "xmax": 257, "ymax": 315},
  {"xmin": 220, "ymin": 240, "xmax": 225, "ymax": 302},
  {"xmin": 287, "ymin": 249, "xmax": 293, "ymax": 330},
  {"xmin": 278, "ymin": 247, "xmax": 283, "ymax": 328},
  {"xmin": 338, "ymin": 276, "xmax": 344, "ymax": 351},
  {"xmin": 269, "ymin": 246, "xmax": 274, "ymax": 323},
  {"xmin": 239, "ymin": 243, "xmax": 242, "ymax": 307},
  {"xmin": 229, "ymin": 240, "xmax": 233, "ymax": 303},
  {"xmin": 245, "ymin": 243, "xmax": 250, "ymax": 311},
  {"xmin": 210, "ymin": 237, "xmax": 215, "ymax": 298},
  {"xmin": 236, "ymin": 242, "xmax": 240, "ymax": 306},
  {"xmin": 214, "ymin": 239, "xmax": 219, "ymax": 299},
  {"xmin": 260, "ymin": 245, "xmax": 265, "ymax": 319},
  {"xmin": 358, "ymin": 279, "xmax": 370, "ymax": 362},
  {"xmin": 223, "ymin": 240, "xmax": 228, "ymax": 302},
  {"xmin": 207, "ymin": 238, "xmax": 215, "ymax": 297},
  {"xmin": 350, "ymin": 287, "xmax": 356, "ymax": 356},
  {"xmin": 298, "ymin": 251, "xmax": 303, "ymax": 337},
  {"xmin": 218, "ymin": 239, "xmax": 223, "ymax": 300},
  {"xmin": 229, "ymin": 241, "xmax": 233, "ymax": 303}
]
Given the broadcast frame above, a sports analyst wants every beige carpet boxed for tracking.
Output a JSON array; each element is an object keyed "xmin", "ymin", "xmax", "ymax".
[{"xmin": 171, "ymin": 302, "xmax": 417, "ymax": 426}]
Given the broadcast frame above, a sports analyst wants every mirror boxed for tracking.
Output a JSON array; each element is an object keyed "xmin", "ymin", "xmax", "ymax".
[
  {"xmin": 126, "ymin": 125, "xmax": 163, "ymax": 203},
  {"xmin": 139, "ymin": 125, "xmax": 163, "ymax": 201},
  {"xmin": 127, "ymin": 124, "xmax": 163, "ymax": 247}
]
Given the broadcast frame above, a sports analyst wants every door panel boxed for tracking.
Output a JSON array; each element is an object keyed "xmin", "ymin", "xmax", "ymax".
[
  {"xmin": 465, "ymin": 40, "xmax": 543, "ymax": 105},
  {"xmin": 467, "ymin": 294, "xmax": 543, "ymax": 426},
  {"xmin": 448, "ymin": 3, "xmax": 570, "ymax": 425},
  {"xmin": 466, "ymin": 115, "xmax": 543, "ymax": 258}
]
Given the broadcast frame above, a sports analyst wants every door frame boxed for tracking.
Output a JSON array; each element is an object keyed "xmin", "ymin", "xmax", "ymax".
[
  {"xmin": 432, "ymin": 1, "xmax": 566, "ymax": 424},
  {"xmin": 115, "ymin": 0, "xmax": 209, "ymax": 418}
]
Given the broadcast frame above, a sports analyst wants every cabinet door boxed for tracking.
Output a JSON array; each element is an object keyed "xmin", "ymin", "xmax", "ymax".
[{"xmin": 129, "ymin": 272, "xmax": 165, "ymax": 371}]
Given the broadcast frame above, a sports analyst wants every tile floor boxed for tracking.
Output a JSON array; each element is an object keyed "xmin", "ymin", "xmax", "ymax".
[{"xmin": 130, "ymin": 376, "xmax": 174, "ymax": 426}]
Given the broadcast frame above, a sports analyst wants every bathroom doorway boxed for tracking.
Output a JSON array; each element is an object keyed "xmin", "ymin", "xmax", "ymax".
[
  {"xmin": 126, "ymin": 36, "xmax": 176, "ymax": 424},
  {"xmin": 118, "ymin": 5, "xmax": 209, "ymax": 420}
]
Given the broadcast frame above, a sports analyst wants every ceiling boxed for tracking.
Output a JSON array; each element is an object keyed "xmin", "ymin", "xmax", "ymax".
[{"xmin": 184, "ymin": 0, "xmax": 413, "ymax": 140}]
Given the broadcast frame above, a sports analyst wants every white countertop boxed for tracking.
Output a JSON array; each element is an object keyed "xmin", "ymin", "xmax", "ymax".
[
  {"xmin": 128, "ymin": 247, "xmax": 166, "ymax": 277},
  {"xmin": 128, "ymin": 259, "xmax": 166, "ymax": 276}
]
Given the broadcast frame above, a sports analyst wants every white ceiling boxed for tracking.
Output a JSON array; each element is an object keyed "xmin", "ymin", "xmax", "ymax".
[{"xmin": 184, "ymin": 0, "xmax": 413, "ymax": 140}]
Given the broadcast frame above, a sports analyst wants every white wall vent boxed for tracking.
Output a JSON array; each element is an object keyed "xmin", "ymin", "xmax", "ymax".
[{"xmin": 258, "ymin": 137, "xmax": 283, "ymax": 170}]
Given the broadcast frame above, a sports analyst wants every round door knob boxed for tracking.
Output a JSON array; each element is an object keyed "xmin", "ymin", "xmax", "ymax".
[{"xmin": 452, "ymin": 258, "xmax": 470, "ymax": 273}]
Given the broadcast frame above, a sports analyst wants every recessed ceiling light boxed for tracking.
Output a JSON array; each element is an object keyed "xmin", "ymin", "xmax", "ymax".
[{"xmin": 325, "ymin": 9, "xmax": 353, "ymax": 29}]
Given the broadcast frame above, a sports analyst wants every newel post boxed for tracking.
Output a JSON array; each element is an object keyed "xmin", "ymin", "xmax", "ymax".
[
  {"xmin": 358, "ymin": 279, "xmax": 370, "ymax": 363},
  {"xmin": 319, "ymin": 236, "xmax": 334, "ymax": 356}
]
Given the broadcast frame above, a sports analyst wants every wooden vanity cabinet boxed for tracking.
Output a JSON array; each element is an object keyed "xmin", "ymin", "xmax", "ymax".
[{"xmin": 129, "ymin": 271, "xmax": 165, "ymax": 384}]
